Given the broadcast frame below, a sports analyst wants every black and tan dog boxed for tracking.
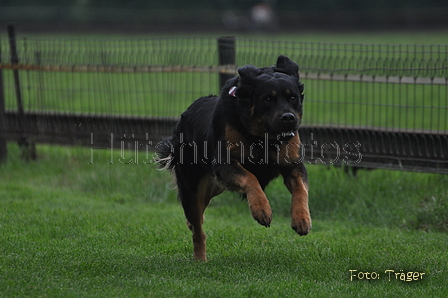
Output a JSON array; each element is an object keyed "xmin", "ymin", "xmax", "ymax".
[{"xmin": 157, "ymin": 55, "xmax": 311, "ymax": 261}]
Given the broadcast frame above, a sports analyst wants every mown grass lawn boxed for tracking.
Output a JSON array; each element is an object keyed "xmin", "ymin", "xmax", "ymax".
[{"xmin": 1, "ymin": 144, "xmax": 447, "ymax": 297}]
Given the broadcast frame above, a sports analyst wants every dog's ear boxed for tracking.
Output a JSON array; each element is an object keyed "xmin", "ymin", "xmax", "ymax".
[
  {"xmin": 238, "ymin": 65, "xmax": 261, "ymax": 83},
  {"xmin": 275, "ymin": 55, "xmax": 299, "ymax": 77},
  {"xmin": 299, "ymin": 82, "xmax": 305, "ymax": 103},
  {"xmin": 299, "ymin": 82, "xmax": 304, "ymax": 94},
  {"xmin": 277, "ymin": 55, "xmax": 304, "ymax": 101},
  {"xmin": 236, "ymin": 65, "xmax": 261, "ymax": 100}
]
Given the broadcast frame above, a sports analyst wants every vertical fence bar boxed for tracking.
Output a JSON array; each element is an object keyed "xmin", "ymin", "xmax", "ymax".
[
  {"xmin": 217, "ymin": 36, "xmax": 236, "ymax": 90},
  {"xmin": 7, "ymin": 24, "xmax": 35, "ymax": 160},
  {"xmin": 0, "ymin": 38, "xmax": 7, "ymax": 163}
]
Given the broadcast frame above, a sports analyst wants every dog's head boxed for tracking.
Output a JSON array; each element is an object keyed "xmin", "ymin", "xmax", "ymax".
[{"xmin": 233, "ymin": 55, "xmax": 304, "ymax": 141}]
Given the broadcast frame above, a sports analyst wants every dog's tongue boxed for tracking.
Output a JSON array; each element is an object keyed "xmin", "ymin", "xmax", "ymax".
[{"xmin": 277, "ymin": 131, "xmax": 295, "ymax": 141}]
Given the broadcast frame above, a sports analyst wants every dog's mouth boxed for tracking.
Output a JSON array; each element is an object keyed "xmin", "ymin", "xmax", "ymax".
[{"xmin": 276, "ymin": 131, "xmax": 295, "ymax": 141}]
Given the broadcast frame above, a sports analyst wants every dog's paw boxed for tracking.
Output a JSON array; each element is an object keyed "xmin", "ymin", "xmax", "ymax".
[
  {"xmin": 291, "ymin": 212, "xmax": 311, "ymax": 235},
  {"xmin": 248, "ymin": 198, "xmax": 272, "ymax": 227},
  {"xmin": 247, "ymin": 191, "xmax": 272, "ymax": 227},
  {"xmin": 252, "ymin": 207, "xmax": 273, "ymax": 227}
]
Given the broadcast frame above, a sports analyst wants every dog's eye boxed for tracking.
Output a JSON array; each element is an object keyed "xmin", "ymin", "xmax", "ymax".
[
  {"xmin": 290, "ymin": 96, "xmax": 297, "ymax": 102},
  {"xmin": 264, "ymin": 97, "xmax": 273, "ymax": 103}
]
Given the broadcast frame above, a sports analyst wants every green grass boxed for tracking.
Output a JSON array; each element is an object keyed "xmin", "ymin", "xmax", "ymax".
[
  {"xmin": 1, "ymin": 143, "xmax": 448, "ymax": 297},
  {"xmin": 16, "ymin": 30, "xmax": 448, "ymax": 44},
  {"xmin": 5, "ymin": 69, "xmax": 446, "ymax": 130}
]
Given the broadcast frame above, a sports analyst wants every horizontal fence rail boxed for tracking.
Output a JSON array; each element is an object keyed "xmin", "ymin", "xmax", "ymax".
[
  {"xmin": 1, "ymin": 63, "xmax": 447, "ymax": 85},
  {"xmin": 0, "ymin": 63, "xmax": 238, "ymax": 75},
  {"xmin": 0, "ymin": 33, "xmax": 447, "ymax": 173}
]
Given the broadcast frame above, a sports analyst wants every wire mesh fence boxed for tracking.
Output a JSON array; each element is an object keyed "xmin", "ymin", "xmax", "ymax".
[
  {"xmin": 0, "ymin": 36, "xmax": 221, "ymax": 117},
  {"xmin": 235, "ymin": 40, "xmax": 448, "ymax": 132},
  {"xmin": 2, "ymin": 36, "xmax": 447, "ymax": 129},
  {"xmin": 1, "ymin": 33, "xmax": 447, "ymax": 172}
]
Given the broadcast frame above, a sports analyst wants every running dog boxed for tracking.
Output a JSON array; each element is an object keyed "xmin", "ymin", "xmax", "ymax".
[{"xmin": 157, "ymin": 55, "xmax": 311, "ymax": 261}]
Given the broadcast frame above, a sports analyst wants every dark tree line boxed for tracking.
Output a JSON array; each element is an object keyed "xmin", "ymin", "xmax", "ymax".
[
  {"xmin": 3, "ymin": 0, "xmax": 447, "ymax": 10},
  {"xmin": 2, "ymin": 0, "xmax": 447, "ymax": 30}
]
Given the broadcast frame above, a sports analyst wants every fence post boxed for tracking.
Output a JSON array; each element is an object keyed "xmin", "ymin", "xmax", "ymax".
[
  {"xmin": 0, "ymin": 37, "xmax": 7, "ymax": 163},
  {"xmin": 217, "ymin": 36, "xmax": 236, "ymax": 90},
  {"xmin": 7, "ymin": 24, "xmax": 35, "ymax": 161}
]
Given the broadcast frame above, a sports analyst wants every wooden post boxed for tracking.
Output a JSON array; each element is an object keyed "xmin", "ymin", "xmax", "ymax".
[
  {"xmin": 217, "ymin": 36, "xmax": 236, "ymax": 90},
  {"xmin": 0, "ymin": 37, "xmax": 7, "ymax": 163},
  {"xmin": 7, "ymin": 24, "xmax": 35, "ymax": 160}
]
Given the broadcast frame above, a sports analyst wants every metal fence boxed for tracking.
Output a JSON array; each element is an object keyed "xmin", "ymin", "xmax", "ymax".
[{"xmin": 1, "ymin": 30, "xmax": 447, "ymax": 173}]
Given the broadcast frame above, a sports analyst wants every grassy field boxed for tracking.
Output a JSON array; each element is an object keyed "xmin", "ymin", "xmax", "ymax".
[
  {"xmin": 15, "ymin": 30, "xmax": 448, "ymax": 44},
  {"xmin": 1, "ymin": 30, "xmax": 448, "ymax": 296},
  {"xmin": 1, "ymin": 143, "xmax": 448, "ymax": 297}
]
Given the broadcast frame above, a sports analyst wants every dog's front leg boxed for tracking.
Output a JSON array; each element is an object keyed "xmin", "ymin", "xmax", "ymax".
[
  {"xmin": 215, "ymin": 163, "xmax": 272, "ymax": 227},
  {"xmin": 282, "ymin": 164, "xmax": 311, "ymax": 235}
]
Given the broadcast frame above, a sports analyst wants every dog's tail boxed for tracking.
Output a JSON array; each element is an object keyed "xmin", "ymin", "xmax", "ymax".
[{"xmin": 154, "ymin": 137, "xmax": 176, "ymax": 171}]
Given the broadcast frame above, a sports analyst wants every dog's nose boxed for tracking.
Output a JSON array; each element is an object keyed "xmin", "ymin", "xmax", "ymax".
[{"xmin": 280, "ymin": 113, "xmax": 296, "ymax": 124}]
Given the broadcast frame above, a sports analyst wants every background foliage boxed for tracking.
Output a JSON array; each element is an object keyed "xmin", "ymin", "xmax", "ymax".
[{"xmin": 1, "ymin": 0, "xmax": 448, "ymax": 30}]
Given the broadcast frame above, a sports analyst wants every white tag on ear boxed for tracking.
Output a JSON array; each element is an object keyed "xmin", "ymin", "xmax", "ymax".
[{"xmin": 228, "ymin": 86, "xmax": 237, "ymax": 97}]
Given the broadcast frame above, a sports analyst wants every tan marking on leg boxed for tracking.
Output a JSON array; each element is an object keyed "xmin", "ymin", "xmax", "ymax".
[
  {"xmin": 284, "ymin": 170, "xmax": 311, "ymax": 235},
  {"xmin": 224, "ymin": 126, "xmax": 272, "ymax": 226},
  {"xmin": 188, "ymin": 174, "xmax": 224, "ymax": 261},
  {"xmin": 233, "ymin": 164, "xmax": 272, "ymax": 227}
]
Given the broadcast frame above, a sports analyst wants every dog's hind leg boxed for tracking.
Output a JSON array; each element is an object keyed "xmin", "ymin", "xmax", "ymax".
[
  {"xmin": 178, "ymin": 172, "xmax": 223, "ymax": 261},
  {"xmin": 183, "ymin": 200, "xmax": 208, "ymax": 261}
]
